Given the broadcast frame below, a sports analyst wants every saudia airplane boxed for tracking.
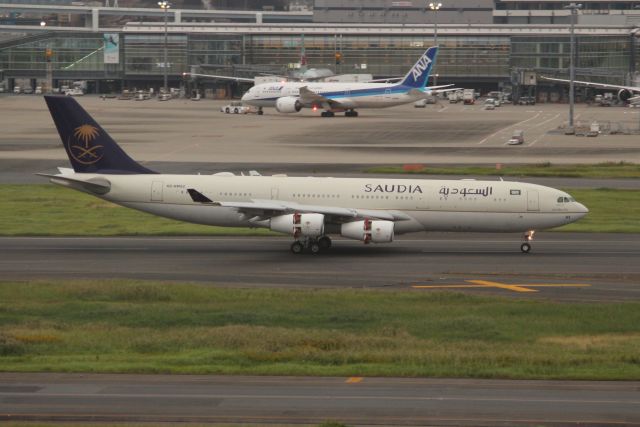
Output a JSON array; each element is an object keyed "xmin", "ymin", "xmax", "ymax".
[
  {"xmin": 40, "ymin": 96, "xmax": 588, "ymax": 254},
  {"xmin": 239, "ymin": 46, "xmax": 455, "ymax": 117}
]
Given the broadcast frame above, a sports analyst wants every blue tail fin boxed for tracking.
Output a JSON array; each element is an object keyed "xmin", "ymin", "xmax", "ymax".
[
  {"xmin": 44, "ymin": 95, "xmax": 156, "ymax": 174},
  {"xmin": 399, "ymin": 46, "xmax": 438, "ymax": 89}
]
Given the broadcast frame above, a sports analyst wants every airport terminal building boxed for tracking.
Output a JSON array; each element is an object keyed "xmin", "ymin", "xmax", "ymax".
[{"xmin": 0, "ymin": 1, "xmax": 639, "ymax": 99}]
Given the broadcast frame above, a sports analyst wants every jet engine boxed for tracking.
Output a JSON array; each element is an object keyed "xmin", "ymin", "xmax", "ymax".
[
  {"xmin": 618, "ymin": 89, "xmax": 634, "ymax": 103},
  {"xmin": 270, "ymin": 213, "xmax": 324, "ymax": 237},
  {"xmin": 341, "ymin": 219, "xmax": 394, "ymax": 244},
  {"xmin": 275, "ymin": 96, "xmax": 303, "ymax": 113}
]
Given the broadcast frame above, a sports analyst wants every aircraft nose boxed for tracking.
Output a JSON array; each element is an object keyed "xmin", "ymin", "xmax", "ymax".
[{"xmin": 576, "ymin": 202, "xmax": 589, "ymax": 216}]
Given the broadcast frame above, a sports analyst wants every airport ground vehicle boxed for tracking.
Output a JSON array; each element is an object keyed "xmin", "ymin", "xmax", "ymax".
[
  {"xmin": 13, "ymin": 86, "xmax": 21, "ymax": 94},
  {"xmin": 518, "ymin": 96, "xmax": 536, "ymax": 105},
  {"xmin": 414, "ymin": 95, "xmax": 437, "ymax": 107},
  {"xmin": 35, "ymin": 86, "xmax": 43, "ymax": 95},
  {"xmin": 66, "ymin": 88, "xmax": 84, "ymax": 96},
  {"xmin": 39, "ymin": 96, "xmax": 588, "ymax": 255},
  {"xmin": 483, "ymin": 98, "xmax": 496, "ymax": 109},
  {"xmin": 463, "ymin": 89, "xmax": 475, "ymax": 104},
  {"xmin": 220, "ymin": 101, "xmax": 254, "ymax": 114},
  {"xmin": 508, "ymin": 130, "xmax": 525, "ymax": 145}
]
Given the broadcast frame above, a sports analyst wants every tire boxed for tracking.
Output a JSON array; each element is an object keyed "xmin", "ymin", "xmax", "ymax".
[
  {"xmin": 290, "ymin": 241, "xmax": 304, "ymax": 254},
  {"xmin": 318, "ymin": 236, "xmax": 332, "ymax": 249},
  {"xmin": 520, "ymin": 243, "xmax": 531, "ymax": 253},
  {"xmin": 310, "ymin": 243, "xmax": 321, "ymax": 254},
  {"xmin": 233, "ymin": 108, "xmax": 239, "ymax": 114},
  {"xmin": 258, "ymin": 110, "xmax": 264, "ymax": 115},
  {"xmin": 225, "ymin": 107, "xmax": 230, "ymax": 113}
]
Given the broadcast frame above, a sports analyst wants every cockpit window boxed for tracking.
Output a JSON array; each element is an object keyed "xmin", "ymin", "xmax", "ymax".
[{"xmin": 557, "ymin": 196, "xmax": 574, "ymax": 203}]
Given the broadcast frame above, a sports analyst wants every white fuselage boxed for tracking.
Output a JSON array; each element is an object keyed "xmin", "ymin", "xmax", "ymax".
[
  {"xmin": 241, "ymin": 82, "xmax": 423, "ymax": 110},
  {"xmin": 59, "ymin": 174, "xmax": 588, "ymax": 235}
]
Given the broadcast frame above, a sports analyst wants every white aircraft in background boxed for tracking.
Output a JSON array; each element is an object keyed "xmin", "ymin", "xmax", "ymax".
[
  {"xmin": 541, "ymin": 76, "xmax": 640, "ymax": 105},
  {"xmin": 40, "ymin": 96, "xmax": 588, "ymax": 254},
  {"xmin": 239, "ymin": 46, "xmax": 455, "ymax": 117}
]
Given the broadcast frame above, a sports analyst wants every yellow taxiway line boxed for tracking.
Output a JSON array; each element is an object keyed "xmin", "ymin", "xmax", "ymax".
[{"xmin": 412, "ymin": 280, "xmax": 591, "ymax": 293}]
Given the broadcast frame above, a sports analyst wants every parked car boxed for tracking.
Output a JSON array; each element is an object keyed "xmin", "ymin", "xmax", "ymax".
[
  {"xmin": 220, "ymin": 101, "xmax": 252, "ymax": 114},
  {"xmin": 518, "ymin": 96, "xmax": 536, "ymax": 105}
]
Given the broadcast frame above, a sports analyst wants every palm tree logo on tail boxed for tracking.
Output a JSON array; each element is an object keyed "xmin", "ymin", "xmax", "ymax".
[{"xmin": 69, "ymin": 124, "xmax": 104, "ymax": 165}]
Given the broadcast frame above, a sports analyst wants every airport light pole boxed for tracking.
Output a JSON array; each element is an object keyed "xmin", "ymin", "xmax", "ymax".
[
  {"xmin": 429, "ymin": 2, "xmax": 441, "ymax": 85},
  {"xmin": 564, "ymin": 2, "xmax": 582, "ymax": 130},
  {"xmin": 429, "ymin": 2, "xmax": 441, "ymax": 46},
  {"xmin": 158, "ymin": 1, "xmax": 171, "ymax": 95},
  {"xmin": 41, "ymin": 21, "xmax": 53, "ymax": 94}
]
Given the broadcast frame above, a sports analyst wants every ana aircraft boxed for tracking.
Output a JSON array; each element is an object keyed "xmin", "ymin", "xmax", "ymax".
[
  {"xmin": 541, "ymin": 76, "xmax": 640, "ymax": 105},
  {"xmin": 40, "ymin": 96, "xmax": 588, "ymax": 254},
  {"xmin": 239, "ymin": 46, "xmax": 453, "ymax": 117}
]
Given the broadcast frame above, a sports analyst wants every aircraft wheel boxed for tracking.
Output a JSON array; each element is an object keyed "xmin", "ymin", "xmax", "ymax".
[
  {"xmin": 520, "ymin": 242, "xmax": 531, "ymax": 253},
  {"xmin": 257, "ymin": 109, "xmax": 264, "ymax": 115},
  {"xmin": 318, "ymin": 236, "xmax": 332, "ymax": 249},
  {"xmin": 290, "ymin": 241, "xmax": 304, "ymax": 254},
  {"xmin": 310, "ymin": 242, "xmax": 321, "ymax": 254}
]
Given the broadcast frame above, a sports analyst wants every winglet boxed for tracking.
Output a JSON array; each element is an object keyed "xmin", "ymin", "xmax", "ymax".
[{"xmin": 187, "ymin": 188, "xmax": 213, "ymax": 203}]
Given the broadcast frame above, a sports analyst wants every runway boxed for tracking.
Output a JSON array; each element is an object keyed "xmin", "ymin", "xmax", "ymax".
[
  {"xmin": 1, "ymin": 373, "xmax": 638, "ymax": 426},
  {"xmin": 2, "ymin": 233, "xmax": 639, "ymax": 301}
]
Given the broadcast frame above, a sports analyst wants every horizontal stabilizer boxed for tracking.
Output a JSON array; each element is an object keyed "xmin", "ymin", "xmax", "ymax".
[{"xmin": 36, "ymin": 173, "xmax": 111, "ymax": 194}]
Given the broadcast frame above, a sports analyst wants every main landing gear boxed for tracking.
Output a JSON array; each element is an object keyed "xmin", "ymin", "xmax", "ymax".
[
  {"xmin": 345, "ymin": 110, "xmax": 359, "ymax": 117},
  {"xmin": 521, "ymin": 230, "xmax": 535, "ymax": 253},
  {"xmin": 257, "ymin": 107, "xmax": 264, "ymax": 115},
  {"xmin": 321, "ymin": 111, "xmax": 335, "ymax": 117},
  {"xmin": 290, "ymin": 236, "xmax": 332, "ymax": 254}
]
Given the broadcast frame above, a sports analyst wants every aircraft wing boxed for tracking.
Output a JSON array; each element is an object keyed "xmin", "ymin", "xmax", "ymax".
[
  {"xmin": 182, "ymin": 72, "xmax": 255, "ymax": 83},
  {"xmin": 298, "ymin": 86, "xmax": 344, "ymax": 109},
  {"xmin": 187, "ymin": 189, "xmax": 410, "ymax": 222},
  {"xmin": 540, "ymin": 76, "xmax": 640, "ymax": 93}
]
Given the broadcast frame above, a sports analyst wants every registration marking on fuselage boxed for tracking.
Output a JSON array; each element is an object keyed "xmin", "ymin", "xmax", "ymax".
[{"xmin": 412, "ymin": 280, "xmax": 591, "ymax": 293}]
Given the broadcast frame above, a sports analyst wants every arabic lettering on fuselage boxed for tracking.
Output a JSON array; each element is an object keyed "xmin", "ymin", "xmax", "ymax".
[{"xmin": 439, "ymin": 186, "xmax": 493, "ymax": 197}]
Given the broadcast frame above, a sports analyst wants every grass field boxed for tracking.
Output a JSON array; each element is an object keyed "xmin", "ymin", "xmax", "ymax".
[
  {"xmin": 366, "ymin": 162, "xmax": 640, "ymax": 179},
  {"xmin": 0, "ymin": 185, "xmax": 638, "ymax": 235},
  {"xmin": 1, "ymin": 280, "xmax": 640, "ymax": 380}
]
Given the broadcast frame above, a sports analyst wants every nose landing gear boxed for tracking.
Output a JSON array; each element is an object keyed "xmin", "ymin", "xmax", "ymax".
[{"xmin": 521, "ymin": 230, "xmax": 535, "ymax": 253}]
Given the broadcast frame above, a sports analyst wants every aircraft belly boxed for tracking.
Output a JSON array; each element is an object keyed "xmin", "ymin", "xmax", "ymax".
[
  {"xmin": 412, "ymin": 211, "xmax": 573, "ymax": 232},
  {"xmin": 120, "ymin": 202, "xmax": 251, "ymax": 228}
]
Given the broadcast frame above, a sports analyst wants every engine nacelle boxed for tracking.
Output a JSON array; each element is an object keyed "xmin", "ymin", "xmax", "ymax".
[
  {"xmin": 275, "ymin": 96, "xmax": 303, "ymax": 113},
  {"xmin": 341, "ymin": 219, "xmax": 394, "ymax": 244},
  {"xmin": 270, "ymin": 213, "xmax": 324, "ymax": 237},
  {"xmin": 618, "ymin": 89, "xmax": 633, "ymax": 103}
]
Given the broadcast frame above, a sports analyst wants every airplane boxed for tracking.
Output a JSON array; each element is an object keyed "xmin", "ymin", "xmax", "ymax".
[
  {"xmin": 541, "ymin": 76, "xmax": 640, "ymax": 105},
  {"xmin": 39, "ymin": 95, "xmax": 588, "ymax": 254},
  {"xmin": 239, "ymin": 46, "xmax": 455, "ymax": 117}
]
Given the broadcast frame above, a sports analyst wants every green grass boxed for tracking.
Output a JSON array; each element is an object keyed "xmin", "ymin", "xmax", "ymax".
[
  {"xmin": 0, "ymin": 184, "xmax": 275, "ymax": 236},
  {"xmin": 1, "ymin": 280, "xmax": 640, "ymax": 380},
  {"xmin": 553, "ymin": 188, "xmax": 640, "ymax": 233},
  {"xmin": 1, "ymin": 185, "xmax": 638, "ymax": 235},
  {"xmin": 366, "ymin": 162, "xmax": 640, "ymax": 179}
]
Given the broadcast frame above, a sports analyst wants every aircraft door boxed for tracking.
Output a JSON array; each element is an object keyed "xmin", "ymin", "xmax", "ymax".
[
  {"xmin": 151, "ymin": 181, "xmax": 163, "ymax": 202},
  {"xmin": 527, "ymin": 190, "xmax": 539, "ymax": 211},
  {"xmin": 384, "ymin": 88, "xmax": 391, "ymax": 100}
]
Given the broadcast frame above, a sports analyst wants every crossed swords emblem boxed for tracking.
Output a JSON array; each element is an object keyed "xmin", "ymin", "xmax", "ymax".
[{"xmin": 69, "ymin": 124, "xmax": 104, "ymax": 165}]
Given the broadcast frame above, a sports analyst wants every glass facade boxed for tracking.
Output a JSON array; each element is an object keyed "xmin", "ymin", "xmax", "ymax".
[
  {"xmin": 511, "ymin": 36, "xmax": 633, "ymax": 82},
  {"xmin": 124, "ymin": 34, "xmax": 188, "ymax": 76},
  {"xmin": 0, "ymin": 30, "xmax": 636, "ymax": 85},
  {"xmin": 0, "ymin": 34, "xmax": 104, "ymax": 74}
]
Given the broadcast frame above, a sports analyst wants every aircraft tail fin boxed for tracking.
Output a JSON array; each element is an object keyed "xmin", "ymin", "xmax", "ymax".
[
  {"xmin": 44, "ymin": 95, "xmax": 156, "ymax": 174},
  {"xmin": 399, "ymin": 46, "xmax": 438, "ymax": 89}
]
